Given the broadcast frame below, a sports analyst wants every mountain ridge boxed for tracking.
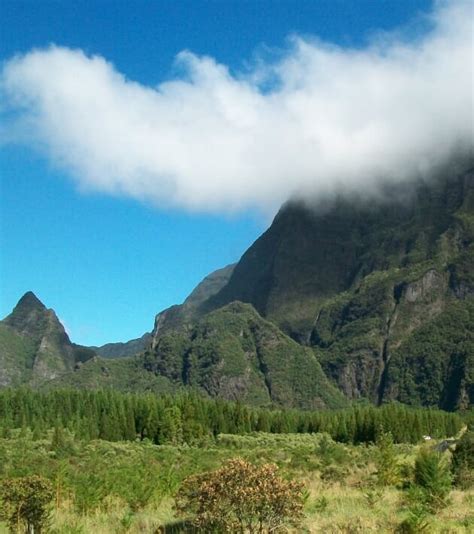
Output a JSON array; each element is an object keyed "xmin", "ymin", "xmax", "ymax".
[
  {"xmin": 148, "ymin": 163, "xmax": 473, "ymax": 409},
  {"xmin": 1, "ymin": 163, "xmax": 473, "ymax": 410}
]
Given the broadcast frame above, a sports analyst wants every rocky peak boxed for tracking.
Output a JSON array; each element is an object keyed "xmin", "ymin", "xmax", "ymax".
[
  {"xmin": 3, "ymin": 291, "xmax": 63, "ymax": 341},
  {"xmin": 15, "ymin": 291, "xmax": 46, "ymax": 311},
  {"xmin": 1, "ymin": 291, "xmax": 96, "ymax": 383}
]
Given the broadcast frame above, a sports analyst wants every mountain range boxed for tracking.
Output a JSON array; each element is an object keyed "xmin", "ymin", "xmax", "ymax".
[{"xmin": 1, "ymin": 162, "xmax": 473, "ymax": 410}]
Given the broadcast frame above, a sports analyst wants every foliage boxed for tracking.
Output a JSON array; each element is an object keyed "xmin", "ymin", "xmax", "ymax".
[
  {"xmin": 0, "ymin": 475, "xmax": 54, "ymax": 533},
  {"xmin": 411, "ymin": 448, "xmax": 452, "ymax": 512},
  {"xmin": 396, "ymin": 504, "xmax": 431, "ymax": 533},
  {"xmin": 387, "ymin": 298, "xmax": 474, "ymax": 410},
  {"xmin": 0, "ymin": 428, "xmax": 472, "ymax": 533},
  {"xmin": 374, "ymin": 431, "xmax": 400, "ymax": 486},
  {"xmin": 174, "ymin": 458, "xmax": 305, "ymax": 532},
  {"xmin": 0, "ymin": 388, "xmax": 463, "ymax": 447},
  {"xmin": 452, "ymin": 431, "xmax": 474, "ymax": 488},
  {"xmin": 363, "ymin": 488, "xmax": 383, "ymax": 508},
  {"xmin": 145, "ymin": 301, "xmax": 347, "ymax": 410}
]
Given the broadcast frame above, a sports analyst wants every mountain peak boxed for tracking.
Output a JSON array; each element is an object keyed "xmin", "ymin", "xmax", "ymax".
[
  {"xmin": 15, "ymin": 291, "xmax": 46, "ymax": 312},
  {"xmin": 0, "ymin": 290, "xmax": 96, "ymax": 385},
  {"xmin": 3, "ymin": 291, "xmax": 52, "ymax": 336}
]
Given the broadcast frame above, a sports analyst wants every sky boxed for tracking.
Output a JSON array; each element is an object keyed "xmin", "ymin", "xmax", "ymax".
[{"xmin": 0, "ymin": 0, "xmax": 471, "ymax": 345}]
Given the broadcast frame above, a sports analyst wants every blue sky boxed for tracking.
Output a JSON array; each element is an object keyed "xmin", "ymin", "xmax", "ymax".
[{"xmin": 2, "ymin": 0, "xmax": 467, "ymax": 346}]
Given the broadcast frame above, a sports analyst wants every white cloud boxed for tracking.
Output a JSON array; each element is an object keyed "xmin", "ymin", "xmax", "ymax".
[{"xmin": 1, "ymin": 0, "xmax": 473, "ymax": 213}]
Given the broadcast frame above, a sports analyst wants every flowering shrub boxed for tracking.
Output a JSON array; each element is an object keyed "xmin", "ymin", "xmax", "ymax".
[{"xmin": 175, "ymin": 458, "xmax": 305, "ymax": 532}]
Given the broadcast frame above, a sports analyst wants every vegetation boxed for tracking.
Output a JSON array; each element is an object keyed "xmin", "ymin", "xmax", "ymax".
[
  {"xmin": 374, "ymin": 431, "xmax": 400, "ymax": 486},
  {"xmin": 0, "ymin": 388, "xmax": 463, "ymax": 446},
  {"xmin": 2, "ymin": 170, "xmax": 473, "ymax": 412},
  {"xmin": 387, "ymin": 298, "xmax": 474, "ymax": 410},
  {"xmin": 0, "ymin": 475, "xmax": 53, "ymax": 533},
  {"xmin": 0, "ymin": 420, "xmax": 472, "ymax": 533},
  {"xmin": 175, "ymin": 458, "xmax": 304, "ymax": 532},
  {"xmin": 0, "ymin": 169, "xmax": 472, "ymax": 532},
  {"xmin": 144, "ymin": 301, "xmax": 347, "ymax": 409},
  {"xmin": 411, "ymin": 448, "xmax": 453, "ymax": 512},
  {"xmin": 452, "ymin": 431, "xmax": 474, "ymax": 488}
]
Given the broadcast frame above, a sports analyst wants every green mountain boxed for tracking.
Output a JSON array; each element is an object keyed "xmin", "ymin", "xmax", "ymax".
[
  {"xmin": 87, "ymin": 263, "xmax": 236, "ymax": 359},
  {"xmin": 153, "ymin": 263, "xmax": 235, "ymax": 336},
  {"xmin": 146, "ymin": 163, "xmax": 473, "ymax": 409},
  {"xmin": 173, "ymin": 163, "xmax": 472, "ymax": 409},
  {"xmin": 0, "ymin": 292, "xmax": 96, "ymax": 385},
  {"xmin": 145, "ymin": 301, "xmax": 346, "ymax": 409},
  {"xmin": 1, "ymin": 164, "xmax": 472, "ymax": 411},
  {"xmin": 91, "ymin": 332, "xmax": 152, "ymax": 359}
]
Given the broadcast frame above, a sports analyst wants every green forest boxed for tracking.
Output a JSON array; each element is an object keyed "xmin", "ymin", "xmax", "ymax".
[{"xmin": 0, "ymin": 388, "xmax": 463, "ymax": 445}]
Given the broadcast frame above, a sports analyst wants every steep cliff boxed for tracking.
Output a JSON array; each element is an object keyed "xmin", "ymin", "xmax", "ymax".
[{"xmin": 151, "ymin": 164, "xmax": 474, "ymax": 409}]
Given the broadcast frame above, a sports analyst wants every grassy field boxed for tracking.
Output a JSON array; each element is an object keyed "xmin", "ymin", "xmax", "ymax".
[{"xmin": 0, "ymin": 431, "xmax": 472, "ymax": 533}]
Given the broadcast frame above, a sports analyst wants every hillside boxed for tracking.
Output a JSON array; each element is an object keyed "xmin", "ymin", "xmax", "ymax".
[
  {"xmin": 153, "ymin": 263, "xmax": 235, "ymax": 337},
  {"xmin": 145, "ymin": 301, "xmax": 346, "ymax": 409},
  {"xmin": 91, "ymin": 333, "xmax": 152, "ymax": 359},
  {"xmin": 88, "ymin": 264, "xmax": 235, "ymax": 358}
]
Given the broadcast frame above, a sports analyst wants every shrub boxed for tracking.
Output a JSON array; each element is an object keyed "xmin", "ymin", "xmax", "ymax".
[
  {"xmin": 364, "ymin": 488, "xmax": 383, "ymax": 508},
  {"xmin": 452, "ymin": 431, "xmax": 474, "ymax": 488},
  {"xmin": 396, "ymin": 504, "xmax": 431, "ymax": 533},
  {"xmin": 0, "ymin": 475, "xmax": 54, "ymax": 533},
  {"xmin": 412, "ymin": 448, "xmax": 452, "ymax": 512},
  {"xmin": 374, "ymin": 431, "xmax": 400, "ymax": 486},
  {"xmin": 174, "ymin": 458, "xmax": 305, "ymax": 532},
  {"xmin": 315, "ymin": 434, "xmax": 348, "ymax": 466}
]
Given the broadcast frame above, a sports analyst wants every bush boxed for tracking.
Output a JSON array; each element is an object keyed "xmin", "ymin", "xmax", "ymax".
[
  {"xmin": 452, "ymin": 432, "xmax": 474, "ymax": 488},
  {"xmin": 374, "ymin": 431, "xmax": 400, "ymax": 486},
  {"xmin": 175, "ymin": 458, "xmax": 305, "ymax": 532},
  {"xmin": 396, "ymin": 504, "xmax": 431, "ymax": 533},
  {"xmin": 0, "ymin": 475, "xmax": 54, "ymax": 533},
  {"xmin": 412, "ymin": 448, "xmax": 452, "ymax": 512}
]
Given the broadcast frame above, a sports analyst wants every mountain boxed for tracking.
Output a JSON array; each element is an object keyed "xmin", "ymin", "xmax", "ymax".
[
  {"xmin": 88, "ymin": 263, "xmax": 236, "ymax": 358},
  {"xmin": 91, "ymin": 332, "xmax": 152, "ymax": 359},
  {"xmin": 153, "ymin": 263, "xmax": 235, "ymax": 336},
  {"xmin": 0, "ymin": 292, "xmax": 95, "ymax": 385},
  {"xmin": 145, "ymin": 301, "xmax": 346, "ymax": 409},
  {"xmin": 2, "ymin": 163, "xmax": 472, "ymax": 411},
  {"xmin": 151, "ymin": 162, "xmax": 473, "ymax": 409}
]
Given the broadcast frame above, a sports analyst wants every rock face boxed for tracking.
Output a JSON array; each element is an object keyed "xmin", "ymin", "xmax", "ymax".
[
  {"xmin": 0, "ymin": 292, "xmax": 95, "ymax": 384},
  {"xmin": 206, "ymin": 167, "xmax": 474, "ymax": 336},
  {"xmin": 147, "ymin": 163, "xmax": 473, "ymax": 409}
]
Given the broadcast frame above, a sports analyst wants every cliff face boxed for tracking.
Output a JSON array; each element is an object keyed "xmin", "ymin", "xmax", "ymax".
[
  {"xmin": 148, "ymin": 164, "xmax": 473, "ymax": 409},
  {"xmin": 206, "ymin": 167, "xmax": 473, "ymax": 335},
  {"xmin": 0, "ymin": 292, "xmax": 95, "ymax": 385}
]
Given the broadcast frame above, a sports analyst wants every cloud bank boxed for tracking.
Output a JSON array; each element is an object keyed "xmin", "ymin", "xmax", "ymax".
[{"xmin": 1, "ymin": 1, "xmax": 473, "ymax": 213}]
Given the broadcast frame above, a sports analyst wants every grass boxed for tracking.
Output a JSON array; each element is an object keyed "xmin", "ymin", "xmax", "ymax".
[{"xmin": 0, "ymin": 432, "xmax": 472, "ymax": 533}]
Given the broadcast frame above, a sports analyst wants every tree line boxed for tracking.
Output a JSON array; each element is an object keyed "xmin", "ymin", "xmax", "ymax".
[{"xmin": 0, "ymin": 388, "xmax": 463, "ymax": 445}]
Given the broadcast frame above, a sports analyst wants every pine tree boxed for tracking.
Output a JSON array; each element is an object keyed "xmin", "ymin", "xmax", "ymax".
[
  {"xmin": 375, "ymin": 430, "xmax": 400, "ymax": 486},
  {"xmin": 413, "ymin": 448, "xmax": 452, "ymax": 512}
]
